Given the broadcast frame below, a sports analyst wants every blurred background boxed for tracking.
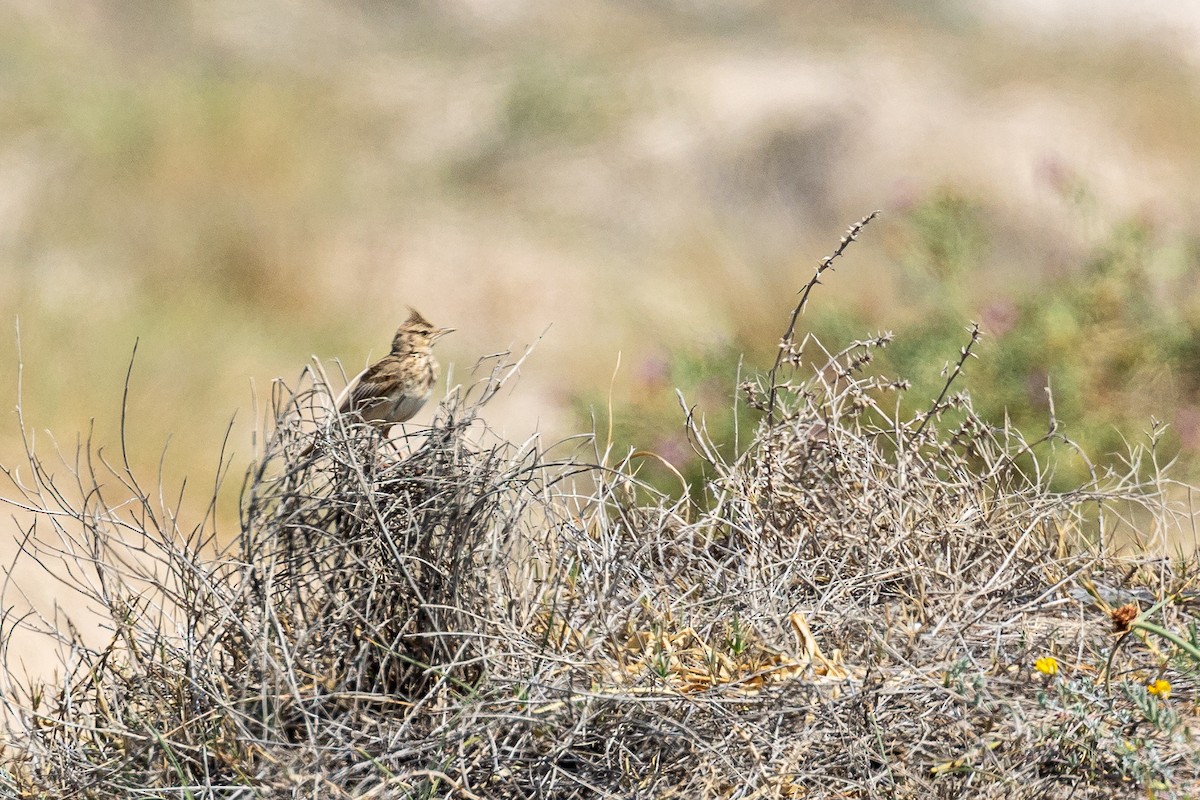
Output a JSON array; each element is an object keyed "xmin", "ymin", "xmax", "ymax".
[{"xmin": 4, "ymin": 0, "xmax": 1200, "ymax": 537}]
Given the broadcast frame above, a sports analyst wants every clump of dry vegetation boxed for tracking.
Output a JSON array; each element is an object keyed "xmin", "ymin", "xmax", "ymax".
[{"xmin": 2, "ymin": 217, "xmax": 1200, "ymax": 798}]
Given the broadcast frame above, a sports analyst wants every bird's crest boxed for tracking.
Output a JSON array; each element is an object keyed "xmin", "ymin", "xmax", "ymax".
[{"xmin": 404, "ymin": 307, "xmax": 433, "ymax": 329}]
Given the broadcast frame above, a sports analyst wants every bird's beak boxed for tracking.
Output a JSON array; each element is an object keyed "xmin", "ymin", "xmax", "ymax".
[{"xmin": 434, "ymin": 326, "xmax": 455, "ymax": 341}]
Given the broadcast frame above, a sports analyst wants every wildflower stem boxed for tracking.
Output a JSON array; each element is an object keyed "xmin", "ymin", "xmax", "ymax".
[{"xmin": 1129, "ymin": 618, "xmax": 1200, "ymax": 665}]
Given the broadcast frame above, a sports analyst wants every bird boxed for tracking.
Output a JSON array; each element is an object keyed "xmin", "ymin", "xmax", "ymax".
[{"xmin": 301, "ymin": 309, "xmax": 452, "ymax": 456}]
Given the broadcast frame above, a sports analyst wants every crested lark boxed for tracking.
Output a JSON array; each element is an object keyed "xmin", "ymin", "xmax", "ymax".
[{"xmin": 302, "ymin": 309, "xmax": 452, "ymax": 455}]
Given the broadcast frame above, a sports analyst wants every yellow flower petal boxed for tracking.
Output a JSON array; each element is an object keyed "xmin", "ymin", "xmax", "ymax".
[{"xmin": 1034, "ymin": 656, "xmax": 1059, "ymax": 676}]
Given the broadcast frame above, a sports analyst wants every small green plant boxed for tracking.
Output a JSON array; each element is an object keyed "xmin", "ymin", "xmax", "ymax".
[{"xmin": 726, "ymin": 610, "xmax": 748, "ymax": 657}]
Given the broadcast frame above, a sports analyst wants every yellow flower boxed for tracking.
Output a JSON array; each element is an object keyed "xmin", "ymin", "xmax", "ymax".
[
  {"xmin": 1147, "ymin": 679, "xmax": 1171, "ymax": 698},
  {"xmin": 1034, "ymin": 656, "xmax": 1059, "ymax": 676}
]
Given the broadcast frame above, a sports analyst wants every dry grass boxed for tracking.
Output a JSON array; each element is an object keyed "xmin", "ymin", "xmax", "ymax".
[{"xmin": 2, "ymin": 220, "xmax": 1200, "ymax": 798}]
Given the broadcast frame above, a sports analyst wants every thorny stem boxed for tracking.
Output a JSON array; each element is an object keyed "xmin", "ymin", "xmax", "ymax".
[
  {"xmin": 914, "ymin": 322, "xmax": 982, "ymax": 436},
  {"xmin": 765, "ymin": 211, "xmax": 879, "ymax": 430},
  {"xmin": 761, "ymin": 212, "xmax": 878, "ymax": 525}
]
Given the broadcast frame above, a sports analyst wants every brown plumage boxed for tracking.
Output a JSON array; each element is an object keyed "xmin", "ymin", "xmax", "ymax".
[{"xmin": 301, "ymin": 309, "xmax": 452, "ymax": 456}]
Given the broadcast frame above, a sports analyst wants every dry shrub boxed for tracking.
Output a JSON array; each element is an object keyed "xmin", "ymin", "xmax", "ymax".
[{"xmin": 2, "ymin": 217, "xmax": 1199, "ymax": 798}]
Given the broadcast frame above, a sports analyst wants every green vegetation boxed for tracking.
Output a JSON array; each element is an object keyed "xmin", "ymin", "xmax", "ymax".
[{"xmin": 599, "ymin": 195, "xmax": 1200, "ymax": 497}]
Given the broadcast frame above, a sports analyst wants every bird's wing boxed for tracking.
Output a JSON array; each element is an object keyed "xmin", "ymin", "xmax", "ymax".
[{"xmin": 340, "ymin": 357, "xmax": 404, "ymax": 417}]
